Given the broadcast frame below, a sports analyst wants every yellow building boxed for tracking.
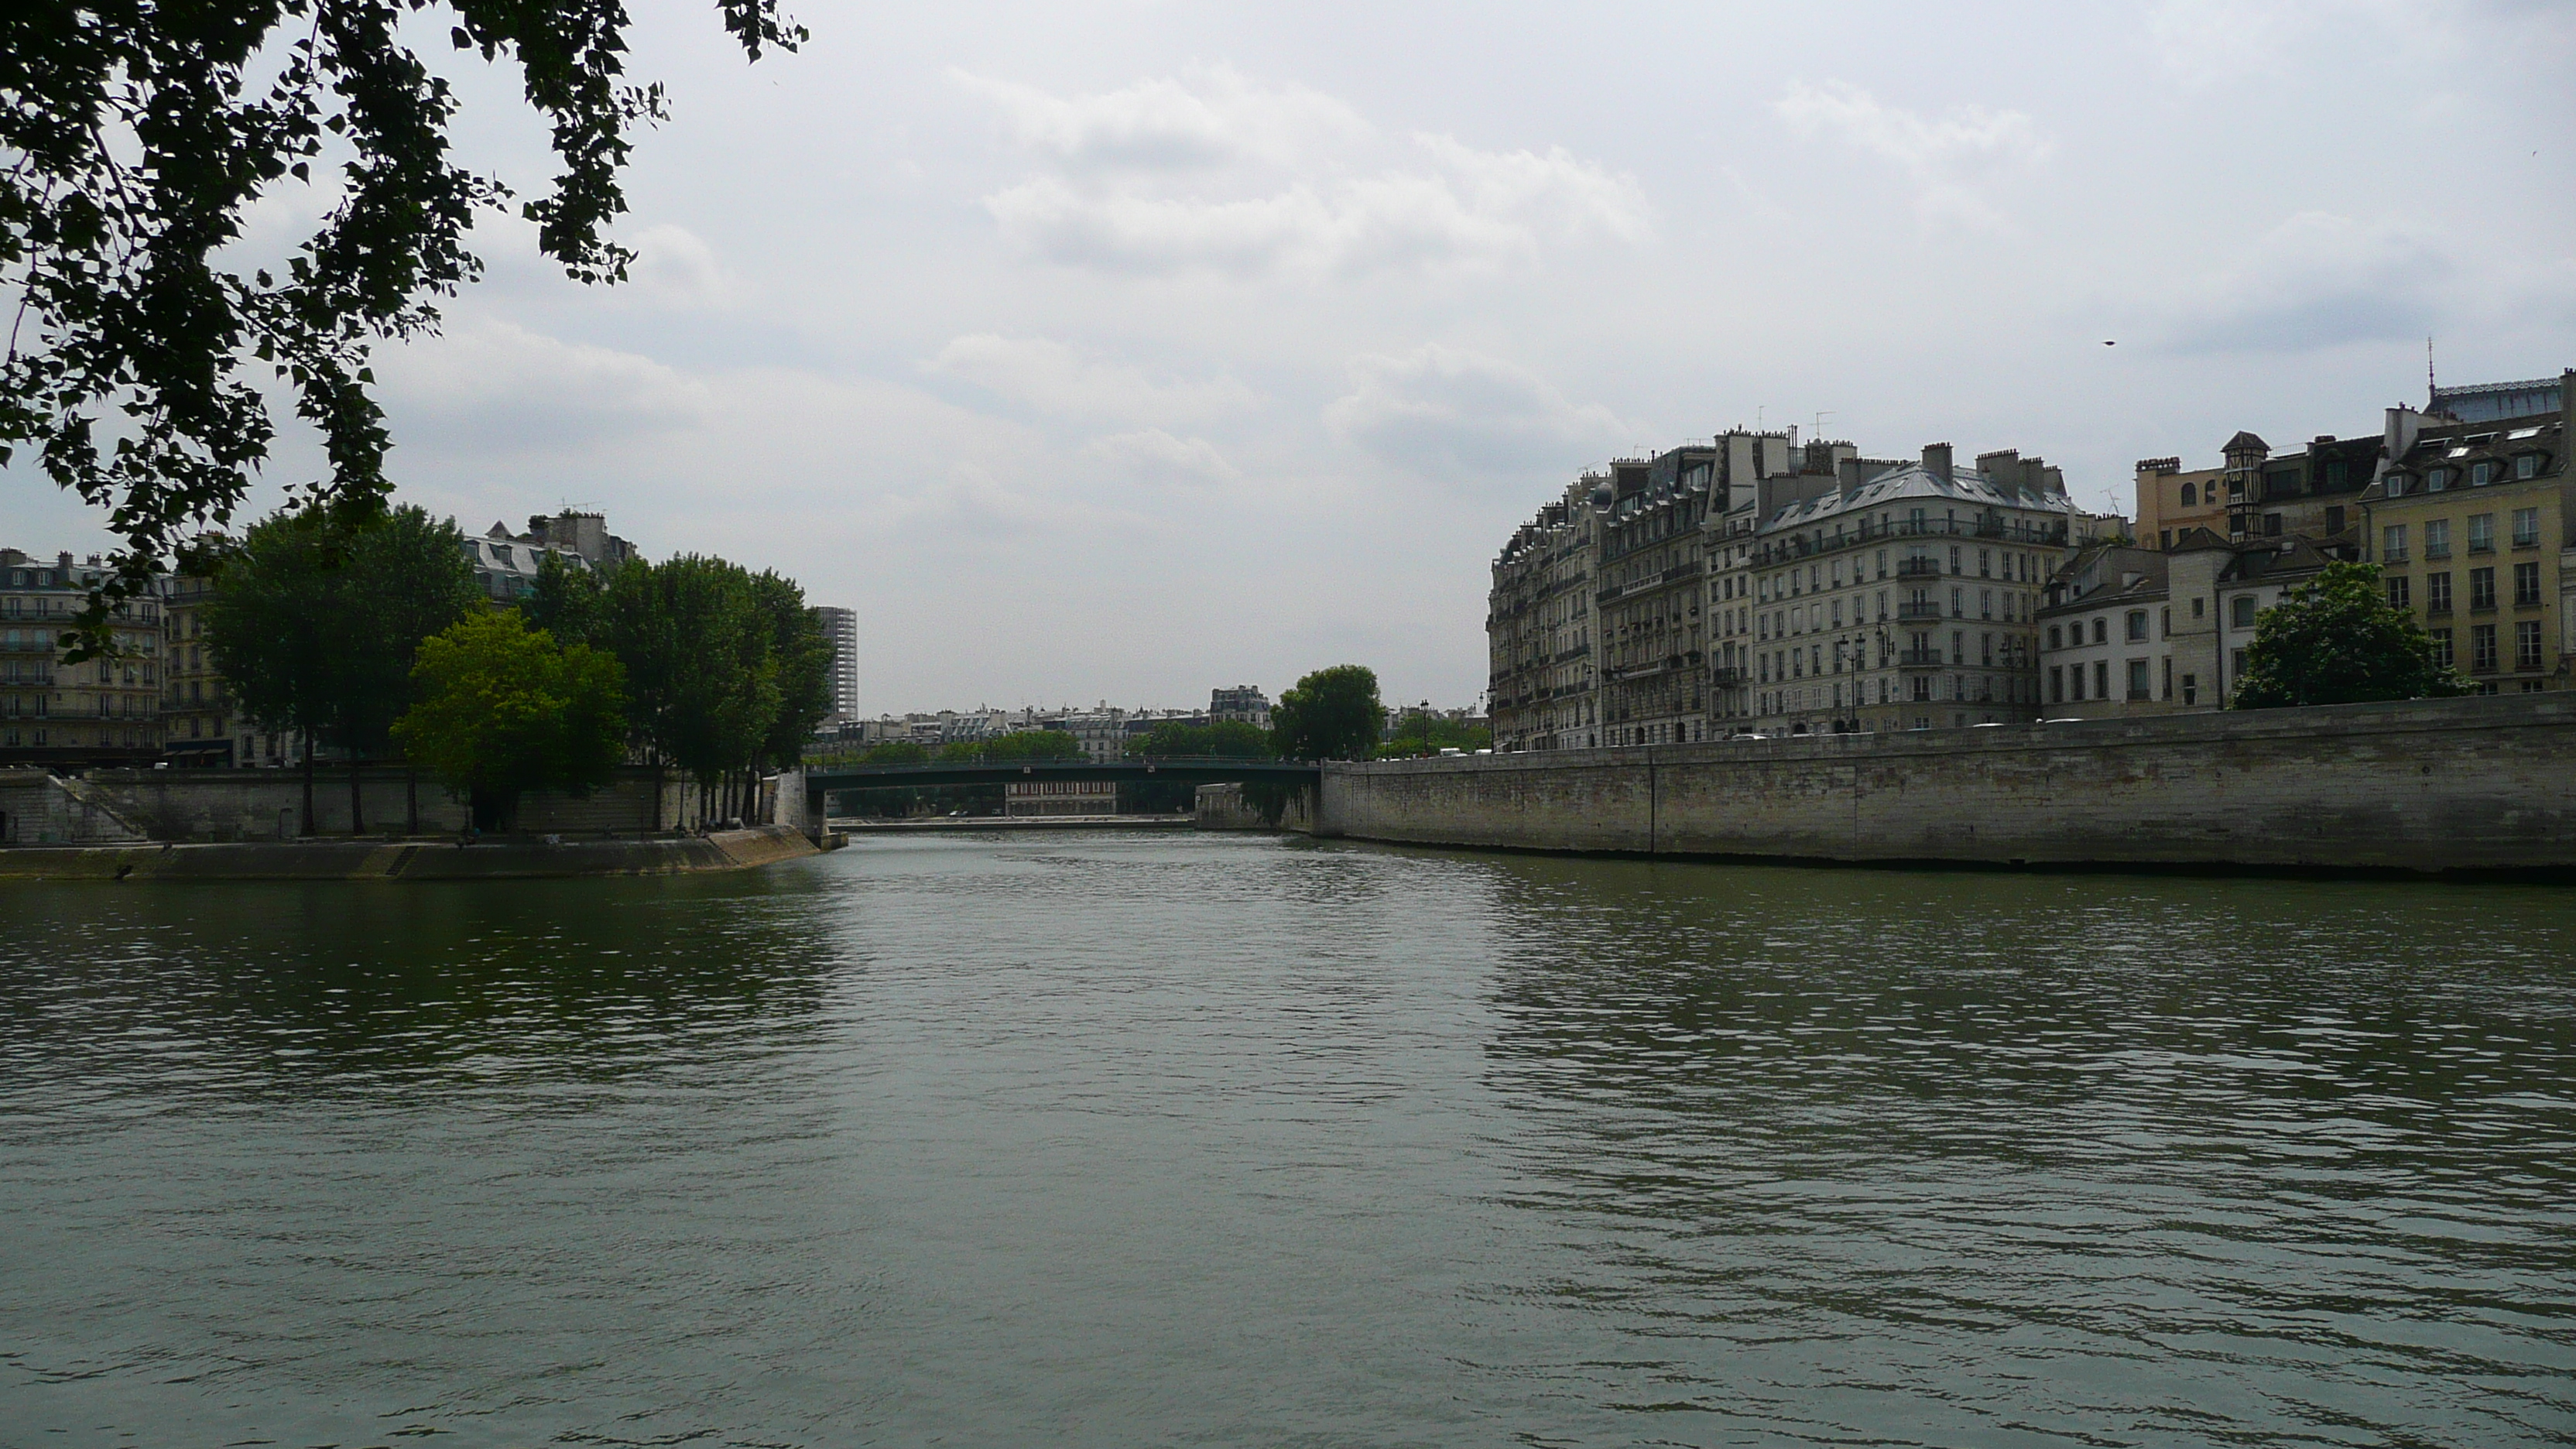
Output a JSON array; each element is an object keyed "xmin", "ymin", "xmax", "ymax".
[{"xmin": 2362, "ymin": 372, "xmax": 2571, "ymax": 694}]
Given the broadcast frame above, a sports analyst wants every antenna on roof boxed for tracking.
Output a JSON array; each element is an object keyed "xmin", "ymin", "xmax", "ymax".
[{"xmin": 2427, "ymin": 335, "xmax": 2437, "ymax": 407}]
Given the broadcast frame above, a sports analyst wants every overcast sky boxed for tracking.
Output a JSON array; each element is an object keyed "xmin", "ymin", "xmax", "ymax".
[{"xmin": 12, "ymin": 0, "xmax": 2574, "ymax": 714}]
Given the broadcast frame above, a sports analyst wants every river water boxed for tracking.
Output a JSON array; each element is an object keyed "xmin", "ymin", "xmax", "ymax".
[{"xmin": 3, "ymin": 832, "xmax": 2572, "ymax": 1447}]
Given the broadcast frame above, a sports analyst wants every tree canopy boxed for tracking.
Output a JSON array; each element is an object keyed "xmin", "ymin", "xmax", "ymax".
[
  {"xmin": 2, "ymin": 0, "xmax": 802, "ymax": 655},
  {"xmin": 393, "ymin": 610, "xmax": 629, "ymax": 830},
  {"xmin": 1271, "ymin": 665, "xmax": 1384, "ymax": 760},
  {"xmin": 1126, "ymin": 720, "xmax": 1275, "ymax": 759},
  {"xmin": 200, "ymin": 504, "xmax": 478, "ymax": 830},
  {"xmin": 2231, "ymin": 561, "xmax": 2467, "ymax": 709}
]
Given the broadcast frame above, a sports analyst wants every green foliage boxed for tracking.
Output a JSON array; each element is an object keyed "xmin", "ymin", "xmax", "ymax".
[
  {"xmin": 2, "ymin": 0, "xmax": 803, "ymax": 656},
  {"xmin": 520, "ymin": 550, "xmax": 606, "ymax": 646},
  {"xmin": 1125, "ymin": 720, "xmax": 1276, "ymax": 759},
  {"xmin": 601, "ymin": 555, "xmax": 776, "ymax": 788},
  {"xmin": 1374, "ymin": 712, "xmax": 1493, "ymax": 759},
  {"xmin": 858, "ymin": 740, "xmax": 930, "ymax": 766},
  {"xmin": 392, "ymin": 611, "xmax": 629, "ymax": 829},
  {"xmin": 750, "ymin": 570, "xmax": 834, "ymax": 769},
  {"xmin": 1271, "ymin": 665, "xmax": 1384, "ymax": 760},
  {"xmin": 201, "ymin": 505, "xmax": 478, "ymax": 758},
  {"xmin": 939, "ymin": 730, "xmax": 1087, "ymax": 763},
  {"xmin": 2231, "ymin": 561, "xmax": 2468, "ymax": 709}
]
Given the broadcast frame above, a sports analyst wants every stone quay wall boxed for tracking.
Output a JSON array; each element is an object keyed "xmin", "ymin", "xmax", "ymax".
[
  {"xmin": 0, "ymin": 765, "xmax": 724, "ymax": 844},
  {"xmin": 1315, "ymin": 694, "xmax": 2576, "ymax": 875}
]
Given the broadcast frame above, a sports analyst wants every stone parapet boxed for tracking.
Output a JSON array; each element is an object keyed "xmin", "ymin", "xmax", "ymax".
[{"xmin": 1317, "ymin": 693, "xmax": 2576, "ymax": 875}]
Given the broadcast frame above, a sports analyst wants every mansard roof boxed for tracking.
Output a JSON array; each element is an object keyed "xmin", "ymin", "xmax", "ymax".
[{"xmin": 1759, "ymin": 461, "xmax": 2069, "ymax": 532}]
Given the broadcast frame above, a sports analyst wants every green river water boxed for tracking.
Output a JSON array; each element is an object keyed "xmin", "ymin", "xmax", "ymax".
[{"xmin": 2, "ymin": 831, "xmax": 2571, "ymax": 1446}]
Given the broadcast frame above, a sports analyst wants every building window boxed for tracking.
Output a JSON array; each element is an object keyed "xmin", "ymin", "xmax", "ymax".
[
  {"xmin": 2516, "ymin": 454, "xmax": 2540, "ymax": 480},
  {"xmin": 2386, "ymin": 575, "xmax": 2410, "ymax": 610},
  {"xmin": 2325, "ymin": 505, "xmax": 2345, "ymax": 533},
  {"xmin": 2425, "ymin": 519, "xmax": 2451, "ymax": 559},
  {"xmin": 2067, "ymin": 666, "xmax": 2082, "ymax": 701},
  {"xmin": 2126, "ymin": 611, "xmax": 2147, "ymax": 642},
  {"xmin": 2515, "ymin": 562, "xmax": 2542, "ymax": 608},
  {"xmin": 2513, "ymin": 507, "xmax": 2540, "ymax": 547},
  {"xmin": 2470, "ymin": 567, "xmax": 2496, "ymax": 611},
  {"xmin": 2472, "ymin": 461, "xmax": 2497, "ymax": 486},
  {"xmin": 2427, "ymin": 468, "xmax": 2451, "ymax": 492},
  {"xmin": 2047, "ymin": 625, "xmax": 2062, "ymax": 650},
  {"xmin": 2048, "ymin": 666, "xmax": 2064, "ymax": 703},
  {"xmin": 2093, "ymin": 660, "xmax": 2110, "ymax": 699},
  {"xmin": 2180, "ymin": 482, "xmax": 2196, "ymax": 505},
  {"xmin": 2430, "ymin": 629, "xmax": 2454, "ymax": 669},
  {"xmin": 2427, "ymin": 571, "xmax": 2452, "ymax": 613},
  {"xmin": 2516, "ymin": 621, "xmax": 2543, "ymax": 671},
  {"xmin": 2468, "ymin": 514, "xmax": 2495, "ymax": 553},
  {"xmin": 2231, "ymin": 596, "xmax": 2257, "ymax": 629},
  {"xmin": 2126, "ymin": 660, "xmax": 2150, "ymax": 700},
  {"xmin": 2091, "ymin": 617, "xmax": 2108, "ymax": 645},
  {"xmin": 2382, "ymin": 524, "xmax": 2407, "ymax": 560},
  {"xmin": 2471, "ymin": 624, "xmax": 2499, "ymax": 673}
]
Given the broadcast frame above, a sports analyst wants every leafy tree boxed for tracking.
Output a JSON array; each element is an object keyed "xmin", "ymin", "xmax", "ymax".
[
  {"xmin": 392, "ymin": 611, "xmax": 628, "ymax": 831},
  {"xmin": 1271, "ymin": 665, "xmax": 1384, "ymax": 760},
  {"xmin": 2232, "ymin": 561, "xmax": 2468, "ymax": 709},
  {"xmin": 1125, "ymin": 720, "xmax": 1275, "ymax": 759},
  {"xmin": 748, "ymin": 569, "xmax": 834, "ymax": 778},
  {"xmin": 520, "ymin": 550, "xmax": 607, "ymax": 646},
  {"xmin": 200, "ymin": 515, "xmax": 338, "ymax": 834},
  {"xmin": 601, "ymin": 554, "xmax": 776, "ymax": 824},
  {"xmin": 2, "ymin": 0, "xmax": 803, "ymax": 656},
  {"xmin": 334, "ymin": 506, "xmax": 481, "ymax": 828},
  {"xmin": 1374, "ymin": 710, "xmax": 1492, "ymax": 759},
  {"xmin": 858, "ymin": 739, "xmax": 930, "ymax": 766},
  {"xmin": 199, "ymin": 504, "xmax": 475, "ymax": 832}
]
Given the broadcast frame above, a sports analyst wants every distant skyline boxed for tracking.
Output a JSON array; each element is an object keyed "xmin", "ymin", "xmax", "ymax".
[{"xmin": 9, "ymin": 0, "xmax": 2572, "ymax": 716}]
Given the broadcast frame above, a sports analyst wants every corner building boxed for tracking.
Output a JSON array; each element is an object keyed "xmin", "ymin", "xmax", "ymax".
[
  {"xmin": 1488, "ymin": 476, "xmax": 1606, "ymax": 751},
  {"xmin": 1720, "ymin": 444, "xmax": 2116, "ymax": 736}
]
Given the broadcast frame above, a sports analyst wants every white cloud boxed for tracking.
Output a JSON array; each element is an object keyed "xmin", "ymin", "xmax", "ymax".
[
  {"xmin": 625, "ymin": 223, "xmax": 740, "ymax": 308},
  {"xmin": 922, "ymin": 334, "xmax": 1254, "ymax": 420},
  {"xmin": 950, "ymin": 64, "xmax": 1366, "ymax": 171},
  {"xmin": 1324, "ymin": 345, "xmax": 1636, "ymax": 480},
  {"xmin": 1083, "ymin": 428, "xmax": 1238, "ymax": 484},
  {"xmin": 1774, "ymin": 80, "xmax": 2050, "ymax": 228},
  {"xmin": 2155, "ymin": 211, "xmax": 2450, "ymax": 353},
  {"xmin": 965, "ymin": 69, "xmax": 1649, "ymax": 277},
  {"xmin": 376, "ymin": 318, "xmax": 713, "ymax": 456}
]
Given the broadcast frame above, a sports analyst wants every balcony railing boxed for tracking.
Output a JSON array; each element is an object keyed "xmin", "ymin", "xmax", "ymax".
[
  {"xmin": 1898, "ymin": 649, "xmax": 1947, "ymax": 668},
  {"xmin": 1896, "ymin": 557, "xmax": 1941, "ymax": 578},
  {"xmin": 1896, "ymin": 601, "xmax": 1944, "ymax": 621}
]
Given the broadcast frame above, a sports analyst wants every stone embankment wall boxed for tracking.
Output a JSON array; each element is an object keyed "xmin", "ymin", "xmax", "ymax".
[
  {"xmin": 1317, "ymin": 694, "xmax": 2576, "ymax": 875},
  {"xmin": 0, "ymin": 825, "xmax": 818, "ymax": 881},
  {"xmin": 1, "ymin": 765, "xmax": 720, "ymax": 843},
  {"xmin": 1193, "ymin": 782, "xmax": 1315, "ymax": 833}
]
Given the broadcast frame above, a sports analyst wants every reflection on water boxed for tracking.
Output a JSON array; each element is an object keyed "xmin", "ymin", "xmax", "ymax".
[{"xmin": 2, "ymin": 837, "xmax": 2571, "ymax": 1446}]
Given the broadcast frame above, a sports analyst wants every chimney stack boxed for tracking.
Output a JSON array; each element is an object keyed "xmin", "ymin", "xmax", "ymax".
[{"xmin": 1922, "ymin": 443, "xmax": 1954, "ymax": 483}]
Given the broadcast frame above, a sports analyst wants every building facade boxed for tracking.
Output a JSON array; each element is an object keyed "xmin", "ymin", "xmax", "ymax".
[
  {"xmin": 1210, "ymin": 685, "xmax": 1270, "ymax": 729},
  {"xmin": 0, "ymin": 550, "xmax": 166, "ymax": 767},
  {"xmin": 1004, "ymin": 779, "xmax": 1120, "ymax": 816},
  {"xmin": 1488, "ymin": 474, "xmax": 1605, "ymax": 751},
  {"xmin": 1597, "ymin": 447, "xmax": 1718, "ymax": 746},
  {"xmin": 2362, "ymin": 372, "xmax": 2572, "ymax": 694},
  {"xmin": 817, "ymin": 606, "xmax": 859, "ymax": 721},
  {"xmin": 1725, "ymin": 444, "xmax": 2112, "ymax": 736}
]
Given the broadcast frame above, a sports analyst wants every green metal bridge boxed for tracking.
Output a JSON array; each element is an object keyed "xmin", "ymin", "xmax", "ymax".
[{"xmin": 803, "ymin": 756, "xmax": 1320, "ymax": 797}]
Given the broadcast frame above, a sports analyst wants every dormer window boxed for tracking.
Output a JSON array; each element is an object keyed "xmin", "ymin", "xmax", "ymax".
[
  {"xmin": 2516, "ymin": 454, "xmax": 2541, "ymax": 480},
  {"xmin": 2425, "ymin": 468, "xmax": 2451, "ymax": 492},
  {"xmin": 2384, "ymin": 473, "xmax": 2409, "ymax": 495},
  {"xmin": 2470, "ymin": 461, "xmax": 2498, "ymax": 487}
]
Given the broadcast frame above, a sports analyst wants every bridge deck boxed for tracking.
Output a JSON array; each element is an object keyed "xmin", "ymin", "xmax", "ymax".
[{"xmin": 805, "ymin": 757, "xmax": 1320, "ymax": 791}]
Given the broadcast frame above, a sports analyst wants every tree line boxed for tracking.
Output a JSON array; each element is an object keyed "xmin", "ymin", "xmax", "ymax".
[{"xmin": 203, "ymin": 506, "xmax": 831, "ymax": 834}]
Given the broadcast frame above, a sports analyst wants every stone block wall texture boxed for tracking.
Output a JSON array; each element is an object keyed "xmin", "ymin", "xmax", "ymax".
[
  {"xmin": 14, "ymin": 766, "xmax": 718, "ymax": 842},
  {"xmin": 1317, "ymin": 694, "xmax": 2576, "ymax": 873},
  {"xmin": 1193, "ymin": 782, "xmax": 1314, "ymax": 833}
]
